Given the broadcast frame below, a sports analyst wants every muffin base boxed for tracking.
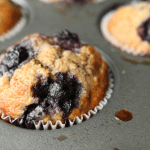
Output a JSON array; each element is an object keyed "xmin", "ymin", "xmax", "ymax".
[{"xmin": 0, "ymin": 67, "xmax": 114, "ymax": 130}]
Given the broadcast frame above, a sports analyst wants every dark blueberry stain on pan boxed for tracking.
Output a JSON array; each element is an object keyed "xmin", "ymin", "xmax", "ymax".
[
  {"xmin": 115, "ymin": 109, "xmax": 133, "ymax": 121},
  {"xmin": 20, "ymin": 72, "xmax": 82, "ymax": 127},
  {"xmin": 56, "ymin": 135, "xmax": 67, "ymax": 141}
]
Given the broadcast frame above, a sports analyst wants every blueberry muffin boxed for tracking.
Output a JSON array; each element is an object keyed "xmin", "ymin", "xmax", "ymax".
[
  {"xmin": 0, "ymin": 30, "xmax": 108, "ymax": 128},
  {"xmin": 103, "ymin": 2, "xmax": 150, "ymax": 56},
  {"xmin": 0, "ymin": 0, "xmax": 22, "ymax": 36}
]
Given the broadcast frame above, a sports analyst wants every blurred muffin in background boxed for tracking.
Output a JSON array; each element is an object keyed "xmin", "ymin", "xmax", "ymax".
[{"xmin": 101, "ymin": 2, "xmax": 150, "ymax": 57}]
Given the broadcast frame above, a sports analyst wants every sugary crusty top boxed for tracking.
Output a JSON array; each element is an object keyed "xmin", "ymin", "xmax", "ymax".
[
  {"xmin": 0, "ymin": 33, "xmax": 108, "ymax": 124},
  {"xmin": 108, "ymin": 2, "xmax": 150, "ymax": 55}
]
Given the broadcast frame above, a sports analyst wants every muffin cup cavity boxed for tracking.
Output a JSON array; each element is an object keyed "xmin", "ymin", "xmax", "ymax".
[
  {"xmin": 0, "ymin": 0, "xmax": 28, "ymax": 42},
  {"xmin": 0, "ymin": 16, "xmax": 27, "ymax": 42},
  {"xmin": 0, "ymin": 67, "xmax": 114, "ymax": 130}
]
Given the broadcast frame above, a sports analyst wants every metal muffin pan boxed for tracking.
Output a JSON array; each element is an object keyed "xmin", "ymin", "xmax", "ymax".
[{"xmin": 0, "ymin": 0, "xmax": 150, "ymax": 149}]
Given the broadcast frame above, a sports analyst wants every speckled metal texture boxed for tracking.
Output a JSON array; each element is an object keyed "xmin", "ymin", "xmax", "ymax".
[{"xmin": 0, "ymin": 0, "xmax": 150, "ymax": 150}]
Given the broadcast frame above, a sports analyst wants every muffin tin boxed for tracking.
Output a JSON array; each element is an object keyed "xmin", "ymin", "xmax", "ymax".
[{"xmin": 0, "ymin": 0, "xmax": 150, "ymax": 149}]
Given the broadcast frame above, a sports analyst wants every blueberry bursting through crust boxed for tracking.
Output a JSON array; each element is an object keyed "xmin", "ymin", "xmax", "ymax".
[
  {"xmin": 51, "ymin": 29, "xmax": 87, "ymax": 53},
  {"xmin": 138, "ymin": 18, "xmax": 150, "ymax": 42},
  {"xmin": 25, "ymin": 72, "xmax": 82, "ymax": 125},
  {"xmin": 0, "ymin": 40, "xmax": 34, "ymax": 76}
]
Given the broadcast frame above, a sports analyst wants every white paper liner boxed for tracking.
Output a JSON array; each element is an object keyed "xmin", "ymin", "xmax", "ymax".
[
  {"xmin": 101, "ymin": 10, "xmax": 150, "ymax": 57},
  {"xmin": 0, "ymin": 0, "xmax": 27, "ymax": 42},
  {"xmin": 0, "ymin": 68, "xmax": 114, "ymax": 130}
]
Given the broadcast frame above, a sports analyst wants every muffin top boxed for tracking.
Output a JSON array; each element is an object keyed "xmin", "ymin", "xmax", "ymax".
[
  {"xmin": 0, "ymin": 0, "xmax": 22, "ymax": 36},
  {"xmin": 0, "ymin": 30, "xmax": 108, "ymax": 126},
  {"xmin": 108, "ymin": 2, "xmax": 150, "ymax": 56}
]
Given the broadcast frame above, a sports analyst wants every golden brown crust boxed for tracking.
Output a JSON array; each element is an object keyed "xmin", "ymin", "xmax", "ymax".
[
  {"xmin": 0, "ymin": 0, "xmax": 22, "ymax": 35},
  {"xmin": 0, "ymin": 33, "xmax": 108, "ymax": 124},
  {"xmin": 108, "ymin": 2, "xmax": 150, "ymax": 55}
]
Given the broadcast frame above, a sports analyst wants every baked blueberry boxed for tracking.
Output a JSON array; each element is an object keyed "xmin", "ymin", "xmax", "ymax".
[
  {"xmin": 24, "ymin": 73, "xmax": 82, "ymax": 124},
  {"xmin": 0, "ymin": 65, "xmax": 8, "ymax": 76},
  {"xmin": 138, "ymin": 18, "xmax": 150, "ymax": 42},
  {"xmin": 51, "ymin": 29, "xmax": 87, "ymax": 53},
  {"xmin": 0, "ymin": 39, "xmax": 34, "ymax": 76}
]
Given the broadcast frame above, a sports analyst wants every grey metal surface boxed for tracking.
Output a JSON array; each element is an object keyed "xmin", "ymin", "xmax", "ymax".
[{"xmin": 0, "ymin": 0, "xmax": 150, "ymax": 150}]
